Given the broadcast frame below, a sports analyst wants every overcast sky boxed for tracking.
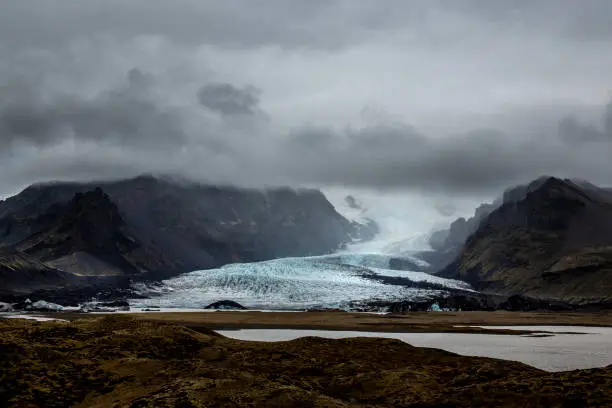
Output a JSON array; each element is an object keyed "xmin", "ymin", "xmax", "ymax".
[{"xmin": 1, "ymin": 0, "xmax": 612, "ymax": 207}]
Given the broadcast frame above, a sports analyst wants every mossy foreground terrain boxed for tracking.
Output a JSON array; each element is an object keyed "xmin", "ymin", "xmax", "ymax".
[{"xmin": 1, "ymin": 316, "xmax": 611, "ymax": 407}]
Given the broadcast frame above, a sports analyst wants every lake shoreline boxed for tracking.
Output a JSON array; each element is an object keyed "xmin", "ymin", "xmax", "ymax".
[{"xmin": 33, "ymin": 310, "xmax": 612, "ymax": 335}]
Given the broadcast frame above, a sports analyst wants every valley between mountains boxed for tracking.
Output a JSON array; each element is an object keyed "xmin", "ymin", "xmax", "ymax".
[{"xmin": 1, "ymin": 174, "xmax": 612, "ymax": 311}]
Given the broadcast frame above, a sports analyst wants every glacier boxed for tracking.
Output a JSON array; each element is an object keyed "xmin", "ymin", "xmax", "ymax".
[
  {"xmin": 131, "ymin": 252, "xmax": 471, "ymax": 310},
  {"xmin": 131, "ymin": 192, "xmax": 472, "ymax": 310}
]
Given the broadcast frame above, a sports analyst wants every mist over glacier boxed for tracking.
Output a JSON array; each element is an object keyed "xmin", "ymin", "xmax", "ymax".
[{"xmin": 324, "ymin": 188, "xmax": 479, "ymax": 253}]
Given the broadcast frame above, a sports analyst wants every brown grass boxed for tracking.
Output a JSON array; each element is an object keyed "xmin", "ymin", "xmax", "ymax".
[
  {"xmin": 1, "ymin": 315, "xmax": 612, "ymax": 407},
  {"xmin": 56, "ymin": 310, "xmax": 612, "ymax": 335}
]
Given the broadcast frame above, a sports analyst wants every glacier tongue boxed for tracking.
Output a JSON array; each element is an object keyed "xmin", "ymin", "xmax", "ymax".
[{"xmin": 131, "ymin": 253, "xmax": 470, "ymax": 310}]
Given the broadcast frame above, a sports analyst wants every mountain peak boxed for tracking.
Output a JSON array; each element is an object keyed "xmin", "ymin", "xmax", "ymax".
[
  {"xmin": 64, "ymin": 187, "xmax": 127, "ymax": 238},
  {"xmin": 522, "ymin": 176, "xmax": 603, "ymax": 207},
  {"xmin": 439, "ymin": 176, "xmax": 612, "ymax": 303}
]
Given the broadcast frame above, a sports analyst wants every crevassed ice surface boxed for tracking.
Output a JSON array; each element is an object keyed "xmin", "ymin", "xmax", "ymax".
[{"xmin": 131, "ymin": 253, "xmax": 470, "ymax": 310}]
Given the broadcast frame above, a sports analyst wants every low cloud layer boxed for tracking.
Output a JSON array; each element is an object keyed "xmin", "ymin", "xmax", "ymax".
[
  {"xmin": 1, "ymin": 0, "xmax": 612, "ymax": 199},
  {"xmin": 197, "ymin": 83, "xmax": 262, "ymax": 116},
  {"xmin": 1, "ymin": 67, "xmax": 610, "ymax": 197},
  {"xmin": 0, "ymin": 69, "xmax": 185, "ymax": 147}
]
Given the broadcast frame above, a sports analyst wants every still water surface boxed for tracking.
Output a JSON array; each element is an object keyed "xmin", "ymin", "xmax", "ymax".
[{"xmin": 217, "ymin": 326, "xmax": 612, "ymax": 372}]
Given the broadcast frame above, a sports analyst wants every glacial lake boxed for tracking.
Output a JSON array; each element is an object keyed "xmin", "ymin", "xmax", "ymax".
[{"xmin": 217, "ymin": 326, "xmax": 612, "ymax": 372}]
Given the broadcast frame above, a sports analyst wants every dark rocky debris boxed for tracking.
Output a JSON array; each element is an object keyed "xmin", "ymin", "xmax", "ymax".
[{"xmin": 204, "ymin": 300, "xmax": 248, "ymax": 310}]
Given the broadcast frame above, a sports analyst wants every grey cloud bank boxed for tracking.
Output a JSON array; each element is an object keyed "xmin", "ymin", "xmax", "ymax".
[
  {"xmin": 197, "ymin": 83, "xmax": 262, "ymax": 116},
  {"xmin": 4, "ymin": 1, "xmax": 612, "ymax": 49},
  {"xmin": 0, "ymin": 0, "xmax": 611, "ymax": 199}
]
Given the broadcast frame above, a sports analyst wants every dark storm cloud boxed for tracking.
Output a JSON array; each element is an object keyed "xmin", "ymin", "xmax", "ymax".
[
  {"xmin": 0, "ymin": 70, "xmax": 612, "ymax": 193},
  {"xmin": 1, "ymin": 0, "xmax": 612, "ymax": 197},
  {"xmin": 197, "ymin": 83, "xmax": 261, "ymax": 116},
  {"xmin": 276, "ymin": 107, "xmax": 612, "ymax": 193},
  {"xmin": 0, "ymin": 68, "xmax": 611, "ymax": 196},
  {"xmin": 558, "ymin": 117, "xmax": 603, "ymax": 145},
  {"xmin": 558, "ymin": 101, "xmax": 612, "ymax": 145},
  {"xmin": 3, "ymin": 0, "xmax": 612, "ymax": 50},
  {"xmin": 605, "ymin": 100, "xmax": 612, "ymax": 136},
  {"xmin": 0, "ymin": 0, "xmax": 363, "ymax": 50},
  {"xmin": 288, "ymin": 122, "xmax": 425, "ymax": 151},
  {"xmin": 0, "ymin": 69, "xmax": 185, "ymax": 147},
  {"xmin": 445, "ymin": 0, "xmax": 612, "ymax": 41}
]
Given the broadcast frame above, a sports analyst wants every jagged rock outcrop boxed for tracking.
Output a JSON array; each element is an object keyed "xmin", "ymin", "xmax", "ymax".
[
  {"xmin": 439, "ymin": 177, "xmax": 612, "ymax": 303},
  {"xmin": 204, "ymin": 300, "xmax": 247, "ymax": 310}
]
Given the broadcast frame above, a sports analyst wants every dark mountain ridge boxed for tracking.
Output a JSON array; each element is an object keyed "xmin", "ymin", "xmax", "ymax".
[
  {"xmin": 422, "ymin": 176, "xmax": 612, "ymax": 270},
  {"xmin": 0, "ymin": 175, "xmax": 377, "ymax": 294},
  {"xmin": 438, "ymin": 176, "xmax": 612, "ymax": 303}
]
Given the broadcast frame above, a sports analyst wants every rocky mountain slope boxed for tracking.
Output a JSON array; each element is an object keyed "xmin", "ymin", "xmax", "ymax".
[
  {"xmin": 2, "ymin": 187, "xmax": 176, "ymax": 277},
  {"xmin": 0, "ymin": 250, "xmax": 79, "ymax": 294},
  {"xmin": 422, "ymin": 176, "xmax": 559, "ymax": 270},
  {"xmin": 439, "ymin": 177, "xmax": 612, "ymax": 303},
  {"xmin": 0, "ymin": 175, "xmax": 376, "ymax": 293}
]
